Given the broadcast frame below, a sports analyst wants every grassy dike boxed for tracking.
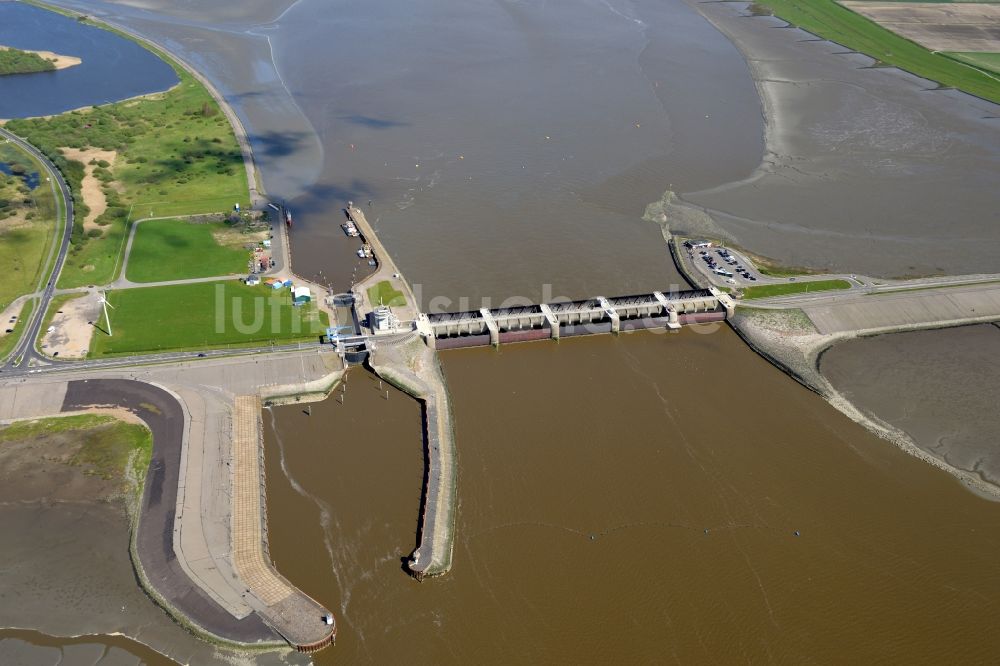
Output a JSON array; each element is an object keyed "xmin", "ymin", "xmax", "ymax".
[
  {"xmin": 945, "ymin": 52, "xmax": 1000, "ymax": 77},
  {"xmin": 5, "ymin": 14, "xmax": 251, "ymax": 289},
  {"xmin": 742, "ymin": 278, "xmax": 851, "ymax": 299},
  {"xmin": 751, "ymin": 0, "xmax": 1000, "ymax": 104},
  {"xmin": 367, "ymin": 280, "xmax": 406, "ymax": 307}
]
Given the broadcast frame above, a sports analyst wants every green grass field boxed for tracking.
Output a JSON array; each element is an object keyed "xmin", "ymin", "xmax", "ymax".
[
  {"xmin": 0, "ymin": 299, "xmax": 34, "ymax": 362},
  {"xmin": 90, "ymin": 281, "xmax": 328, "ymax": 356},
  {"xmin": 367, "ymin": 280, "xmax": 406, "ymax": 307},
  {"xmin": 0, "ymin": 142, "xmax": 59, "ymax": 308},
  {"xmin": 0, "ymin": 47, "xmax": 55, "ymax": 75},
  {"xmin": 751, "ymin": 0, "xmax": 1000, "ymax": 103},
  {"xmin": 742, "ymin": 279, "xmax": 852, "ymax": 299},
  {"xmin": 945, "ymin": 52, "xmax": 1000, "ymax": 77},
  {"xmin": 126, "ymin": 218, "xmax": 252, "ymax": 283},
  {"xmin": 6, "ymin": 35, "xmax": 250, "ymax": 289}
]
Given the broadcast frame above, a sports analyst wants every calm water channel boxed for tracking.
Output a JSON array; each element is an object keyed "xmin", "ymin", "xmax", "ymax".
[
  {"xmin": 4, "ymin": 0, "xmax": 999, "ymax": 662},
  {"xmin": 0, "ymin": 2, "xmax": 177, "ymax": 119},
  {"xmin": 0, "ymin": 629, "xmax": 175, "ymax": 665}
]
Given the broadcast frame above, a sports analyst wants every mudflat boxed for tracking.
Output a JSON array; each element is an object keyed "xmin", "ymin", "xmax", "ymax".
[
  {"xmin": 0, "ymin": 419, "xmax": 124, "ymax": 503},
  {"xmin": 681, "ymin": 2, "xmax": 1000, "ymax": 278},
  {"xmin": 821, "ymin": 323, "xmax": 1000, "ymax": 491}
]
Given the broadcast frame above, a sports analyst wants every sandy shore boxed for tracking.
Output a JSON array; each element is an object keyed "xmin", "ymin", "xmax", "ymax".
[{"xmin": 0, "ymin": 45, "xmax": 81, "ymax": 70}]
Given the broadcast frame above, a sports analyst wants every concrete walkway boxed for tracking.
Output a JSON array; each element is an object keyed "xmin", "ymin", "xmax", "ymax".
[
  {"xmin": 349, "ymin": 205, "xmax": 419, "ymax": 325},
  {"xmin": 368, "ymin": 337, "xmax": 457, "ymax": 579},
  {"xmin": 232, "ymin": 395, "xmax": 335, "ymax": 650},
  {"xmin": 798, "ymin": 282, "xmax": 1000, "ymax": 335}
]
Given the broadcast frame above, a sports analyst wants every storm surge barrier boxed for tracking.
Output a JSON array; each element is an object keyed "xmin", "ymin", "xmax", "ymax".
[{"xmin": 418, "ymin": 287, "xmax": 734, "ymax": 350}]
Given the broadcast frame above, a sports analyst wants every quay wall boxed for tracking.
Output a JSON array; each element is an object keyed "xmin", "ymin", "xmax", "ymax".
[{"xmin": 669, "ymin": 236, "xmax": 709, "ymax": 289}]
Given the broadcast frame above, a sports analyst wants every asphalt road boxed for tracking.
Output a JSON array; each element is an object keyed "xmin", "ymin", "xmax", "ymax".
[
  {"xmin": 61, "ymin": 379, "xmax": 279, "ymax": 644},
  {"xmin": 0, "ymin": 127, "xmax": 73, "ymax": 372}
]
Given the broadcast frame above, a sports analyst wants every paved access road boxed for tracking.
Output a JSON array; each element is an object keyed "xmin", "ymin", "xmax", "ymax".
[
  {"xmin": 61, "ymin": 379, "xmax": 280, "ymax": 644},
  {"xmin": 0, "ymin": 127, "xmax": 74, "ymax": 372}
]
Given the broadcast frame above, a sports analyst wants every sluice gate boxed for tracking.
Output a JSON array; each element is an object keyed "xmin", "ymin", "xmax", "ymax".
[{"xmin": 418, "ymin": 287, "xmax": 734, "ymax": 350}]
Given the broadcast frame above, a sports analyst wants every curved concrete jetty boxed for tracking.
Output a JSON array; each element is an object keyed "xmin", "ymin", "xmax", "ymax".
[
  {"xmin": 0, "ymin": 373, "xmax": 337, "ymax": 652},
  {"xmin": 60, "ymin": 380, "xmax": 283, "ymax": 644}
]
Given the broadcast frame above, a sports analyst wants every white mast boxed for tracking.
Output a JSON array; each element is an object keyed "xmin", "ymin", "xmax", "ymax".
[{"xmin": 98, "ymin": 291, "xmax": 114, "ymax": 337}]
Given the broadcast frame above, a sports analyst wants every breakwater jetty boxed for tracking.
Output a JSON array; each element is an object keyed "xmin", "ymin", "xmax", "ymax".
[
  {"xmin": 368, "ymin": 336, "xmax": 457, "ymax": 580},
  {"xmin": 342, "ymin": 205, "xmax": 458, "ymax": 579}
]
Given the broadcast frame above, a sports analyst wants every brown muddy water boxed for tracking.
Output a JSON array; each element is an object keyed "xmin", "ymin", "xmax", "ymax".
[
  {"xmin": 264, "ymin": 327, "xmax": 1000, "ymax": 663},
  {"xmin": 684, "ymin": 2, "xmax": 1000, "ymax": 277},
  {"xmin": 50, "ymin": 0, "xmax": 762, "ymax": 303}
]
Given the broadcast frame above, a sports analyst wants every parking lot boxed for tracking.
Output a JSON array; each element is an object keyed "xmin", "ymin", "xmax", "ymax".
[{"xmin": 684, "ymin": 241, "xmax": 762, "ymax": 289}]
